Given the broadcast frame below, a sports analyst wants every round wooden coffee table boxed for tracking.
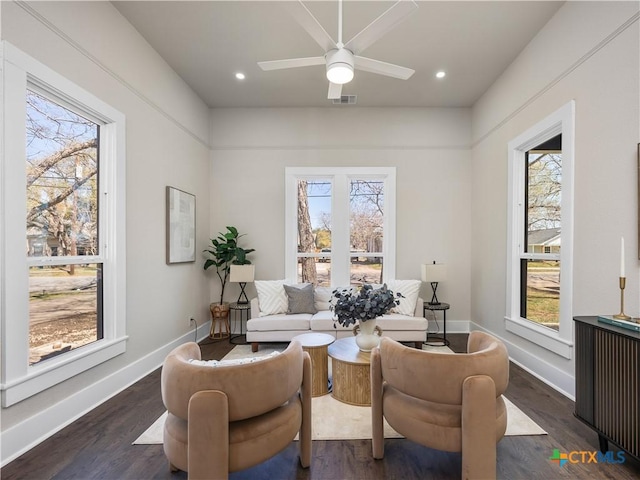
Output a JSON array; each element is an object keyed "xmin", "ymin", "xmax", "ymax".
[
  {"xmin": 328, "ymin": 336, "xmax": 371, "ymax": 406},
  {"xmin": 292, "ymin": 333, "xmax": 335, "ymax": 397}
]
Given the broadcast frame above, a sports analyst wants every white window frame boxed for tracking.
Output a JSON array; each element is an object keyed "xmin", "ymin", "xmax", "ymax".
[
  {"xmin": 1, "ymin": 42, "xmax": 127, "ymax": 406},
  {"xmin": 285, "ymin": 167, "xmax": 396, "ymax": 286},
  {"xmin": 506, "ymin": 101, "xmax": 574, "ymax": 359}
]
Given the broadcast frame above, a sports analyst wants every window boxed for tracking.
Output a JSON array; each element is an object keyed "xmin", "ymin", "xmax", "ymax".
[
  {"xmin": 521, "ymin": 134, "xmax": 562, "ymax": 331},
  {"xmin": 1, "ymin": 42, "xmax": 126, "ymax": 406},
  {"xmin": 26, "ymin": 90, "xmax": 103, "ymax": 365},
  {"xmin": 285, "ymin": 168, "xmax": 396, "ymax": 287},
  {"xmin": 506, "ymin": 102, "xmax": 574, "ymax": 358}
]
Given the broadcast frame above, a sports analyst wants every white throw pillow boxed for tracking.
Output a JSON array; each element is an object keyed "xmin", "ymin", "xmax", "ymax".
[
  {"xmin": 314, "ymin": 286, "xmax": 333, "ymax": 311},
  {"xmin": 189, "ymin": 351, "xmax": 280, "ymax": 367},
  {"xmin": 255, "ymin": 280, "xmax": 291, "ymax": 316},
  {"xmin": 386, "ymin": 279, "xmax": 421, "ymax": 316}
]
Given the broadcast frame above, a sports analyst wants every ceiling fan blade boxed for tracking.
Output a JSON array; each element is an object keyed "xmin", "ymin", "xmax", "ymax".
[
  {"xmin": 344, "ymin": 0, "xmax": 418, "ymax": 54},
  {"xmin": 285, "ymin": 0, "xmax": 337, "ymax": 52},
  {"xmin": 354, "ymin": 56, "xmax": 414, "ymax": 80},
  {"xmin": 328, "ymin": 82, "xmax": 343, "ymax": 100},
  {"xmin": 258, "ymin": 56, "xmax": 325, "ymax": 71}
]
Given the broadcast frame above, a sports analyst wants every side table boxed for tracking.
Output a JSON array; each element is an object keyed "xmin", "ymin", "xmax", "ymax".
[
  {"xmin": 424, "ymin": 302, "xmax": 450, "ymax": 347},
  {"xmin": 209, "ymin": 303, "xmax": 230, "ymax": 339},
  {"xmin": 292, "ymin": 333, "xmax": 335, "ymax": 397},
  {"xmin": 229, "ymin": 302, "xmax": 251, "ymax": 345},
  {"xmin": 328, "ymin": 337, "xmax": 372, "ymax": 406}
]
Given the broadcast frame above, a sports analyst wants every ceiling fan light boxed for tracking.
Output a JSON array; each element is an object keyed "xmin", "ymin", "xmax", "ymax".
[{"xmin": 326, "ymin": 63, "xmax": 354, "ymax": 84}]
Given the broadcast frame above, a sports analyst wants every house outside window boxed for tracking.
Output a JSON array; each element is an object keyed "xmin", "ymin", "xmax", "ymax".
[
  {"xmin": 285, "ymin": 167, "xmax": 396, "ymax": 287},
  {"xmin": 1, "ymin": 42, "xmax": 126, "ymax": 406},
  {"xmin": 506, "ymin": 101, "xmax": 574, "ymax": 359}
]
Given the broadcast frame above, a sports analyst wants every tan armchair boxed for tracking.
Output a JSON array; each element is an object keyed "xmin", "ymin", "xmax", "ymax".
[
  {"xmin": 161, "ymin": 340, "xmax": 312, "ymax": 479},
  {"xmin": 371, "ymin": 332, "xmax": 509, "ymax": 480}
]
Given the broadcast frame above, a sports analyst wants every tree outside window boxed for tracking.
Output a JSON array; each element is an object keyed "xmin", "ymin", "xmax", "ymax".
[
  {"xmin": 293, "ymin": 172, "xmax": 391, "ymax": 287},
  {"xmin": 26, "ymin": 90, "xmax": 103, "ymax": 365},
  {"xmin": 521, "ymin": 135, "xmax": 562, "ymax": 330}
]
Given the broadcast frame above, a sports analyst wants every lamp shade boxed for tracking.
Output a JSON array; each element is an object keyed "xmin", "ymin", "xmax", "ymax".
[
  {"xmin": 229, "ymin": 264, "xmax": 255, "ymax": 283},
  {"xmin": 421, "ymin": 263, "xmax": 447, "ymax": 283}
]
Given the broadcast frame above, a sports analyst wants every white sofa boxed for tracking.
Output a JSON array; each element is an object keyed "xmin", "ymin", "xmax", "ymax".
[{"xmin": 246, "ymin": 281, "xmax": 428, "ymax": 352}]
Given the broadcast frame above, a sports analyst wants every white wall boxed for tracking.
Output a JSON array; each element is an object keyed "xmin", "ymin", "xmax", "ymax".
[
  {"xmin": 471, "ymin": 1, "xmax": 639, "ymax": 397},
  {"xmin": 1, "ymin": 1, "xmax": 212, "ymax": 464},
  {"xmin": 209, "ymin": 107, "xmax": 472, "ymax": 331},
  {"xmin": 4, "ymin": 0, "xmax": 636, "ymax": 464}
]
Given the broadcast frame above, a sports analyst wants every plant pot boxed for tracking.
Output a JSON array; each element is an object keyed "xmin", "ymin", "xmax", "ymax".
[
  {"xmin": 352, "ymin": 319, "xmax": 383, "ymax": 352},
  {"xmin": 209, "ymin": 302, "xmax": 230, "ymax": 339}
]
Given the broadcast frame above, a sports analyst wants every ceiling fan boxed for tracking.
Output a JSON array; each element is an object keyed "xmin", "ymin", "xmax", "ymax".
[{"xmin": 258, "ymin": 0, "xmax": 418, "ymax": 100}]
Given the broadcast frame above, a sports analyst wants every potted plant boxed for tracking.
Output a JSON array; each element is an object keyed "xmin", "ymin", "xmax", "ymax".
[
  {"xmin": 204, "ymin": 226, "xmax": 255, "ymax": 337},
  {"xmin": 330, "ymin": 284, "xmax": 402, "ymax": 351}
]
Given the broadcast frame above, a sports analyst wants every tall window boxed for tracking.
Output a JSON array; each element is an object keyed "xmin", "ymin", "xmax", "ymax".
[
  {"xmin": 506, "ymin": 101, "xmax": 574, "ymax": 358},
  {"xmin": 1, "ymin": 42, "xmax": 126, "ymax": 406},
  {"xmin": 286, "ymin": 168, "xmax": 395, "ymax": 287},
  {"xmin": 26, "ymin": 89, "xmax": 103, "ymax": 365},
  {"xmin": 521, "ymin": 134, "xmax": 562, "ymax": 331}
]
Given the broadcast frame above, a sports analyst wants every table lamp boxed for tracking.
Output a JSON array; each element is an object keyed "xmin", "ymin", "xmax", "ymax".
[
  {"xmin": 421, "ymin": 261, "xmax": 446, "ymax": 305},
  {"xmin": 229, "ymin": 264, "xmax": 255, "ymax": 304}
]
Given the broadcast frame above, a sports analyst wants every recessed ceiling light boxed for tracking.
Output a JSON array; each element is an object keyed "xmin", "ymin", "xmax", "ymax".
[
  {"xmin": 435, "ymin": 71, "xmax": 446, "ymax": 79},
  {"xmin": 235, "ymin": 72, "xmax": 246, "ymax": 80}
]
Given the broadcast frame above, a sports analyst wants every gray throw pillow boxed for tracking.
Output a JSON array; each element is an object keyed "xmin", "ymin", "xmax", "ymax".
[{"xmin": 284, "ymin": 283, "xmax": 317, "ymax": 314}]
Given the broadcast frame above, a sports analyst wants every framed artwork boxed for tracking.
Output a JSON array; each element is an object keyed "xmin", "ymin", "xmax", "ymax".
[{"xmin": 166, "ymin": 186, "xmax": 196, "ymax": 264}]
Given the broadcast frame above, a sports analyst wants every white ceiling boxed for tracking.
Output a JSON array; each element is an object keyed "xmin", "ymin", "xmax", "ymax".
[{"xmin": 113, "ymin": 1, "xmax": 563, "ymax": 108}]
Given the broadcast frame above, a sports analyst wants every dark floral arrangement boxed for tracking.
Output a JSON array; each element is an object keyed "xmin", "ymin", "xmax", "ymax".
[{"xmin": 330, "ymin": 284, "xmax": 403, "ymax": 328}]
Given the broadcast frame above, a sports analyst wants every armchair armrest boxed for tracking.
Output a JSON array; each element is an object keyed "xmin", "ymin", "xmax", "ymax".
[
  {"xmin": 188, "ymin": 390, "xmax": 229, "ymax": 479},
  {"xmin": 461, "ymin": 375, "xmax": 498, "ymax": 480},
  {"xmin": 299, "ymin": 351, "xmax": 312, "ymax": 467},
  {"xmin": 370, "ymin": 346, "xmax": 384, "ymax": 459}
]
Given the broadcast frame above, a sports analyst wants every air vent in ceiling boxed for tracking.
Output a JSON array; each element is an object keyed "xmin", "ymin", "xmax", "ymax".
[{"xmin": 332, "ymin": 95, "xmax": 357, "ymax": 105}]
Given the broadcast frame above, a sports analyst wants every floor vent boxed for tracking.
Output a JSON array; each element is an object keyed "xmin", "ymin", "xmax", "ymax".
[{"xmin": 332, "ymin": 95, "xmax": 357, "ymax": 105}]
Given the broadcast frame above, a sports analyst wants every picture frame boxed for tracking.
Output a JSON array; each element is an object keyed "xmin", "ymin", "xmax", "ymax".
[{"xmin": 166, "ymin": 186, "xmax": 196, "ymax": 264}]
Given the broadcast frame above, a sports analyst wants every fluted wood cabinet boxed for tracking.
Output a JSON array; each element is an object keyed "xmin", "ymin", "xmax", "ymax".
[{"xmin": 574, "ymin": 316, "xmax": 639, "ymax": 461}]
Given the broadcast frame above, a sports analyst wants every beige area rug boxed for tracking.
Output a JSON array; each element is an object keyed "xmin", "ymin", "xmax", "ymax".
[{"xmin": 133, "ymin": 343, "xmax": 546, "ymax": 445}]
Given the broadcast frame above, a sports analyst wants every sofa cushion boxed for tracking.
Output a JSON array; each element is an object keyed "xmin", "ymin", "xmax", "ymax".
[
  {"xmin": 309, "ymin": 310, "xmax": 427, "ymax": 332},
  {"xmin": 376, "ymin": 314, "xmax": 428, "ymax": 331},
  {"xmin": 255, "ymin": 280, "xmax": 291, "ymax": 316},
  {"xmin": 387, "ymin": 279, "xmax": 421, "ymax": 316},
  {"xmin": 315, "ymin": 285, "xmax": 358, "ymax": 311},
  {"xmin": 247, "ymin": 314, "xmax": 312, "ymax": 332},
  {"xmin": 309, "ymin": 310, "xmax": 352, "ymax": 332},
  {"xmin": 284, "ymin": 283, "xmax": 317, "ymax": 314},
  {"xmin": 314, "ymin": 286, "xmax": 333, "ymax": 311}
]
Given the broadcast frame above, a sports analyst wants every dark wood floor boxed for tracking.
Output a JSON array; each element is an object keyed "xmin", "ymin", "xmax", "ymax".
[{"xmin": 2, "ymin": 334, "xmax": 639, "ymax": 480}]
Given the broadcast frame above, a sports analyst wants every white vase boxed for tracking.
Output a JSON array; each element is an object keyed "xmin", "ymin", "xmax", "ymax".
[{"xmin": 354, "ymin": 319, "xmax": 382, "ymax": 352}]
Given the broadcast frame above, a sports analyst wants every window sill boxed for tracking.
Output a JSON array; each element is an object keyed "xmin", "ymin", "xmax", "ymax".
[
  {"xmin": 504, "ymin": 316, "xmax": 573, "ymax": 359},
  {"xmin": 1, "ymin": 336, "xmax": 127, "ymax": 407}
]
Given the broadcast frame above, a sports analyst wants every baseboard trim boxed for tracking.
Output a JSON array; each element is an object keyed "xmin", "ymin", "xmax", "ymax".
[
  {"xmin": 470, "ymin": 323, "xmax": 575, "ymax": 400},
  {"xmin": 440, "ymin": 319, "xmax": 470, "ymax": 334},
  {"xmin": 0, "ymin": 322, "xmax": 211, "ymax": 467}
]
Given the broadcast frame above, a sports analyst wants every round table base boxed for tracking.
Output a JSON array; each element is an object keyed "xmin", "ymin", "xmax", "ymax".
[{"xmin": 331, "ymin": 358, "xmax": 371, "ymax": 406}]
